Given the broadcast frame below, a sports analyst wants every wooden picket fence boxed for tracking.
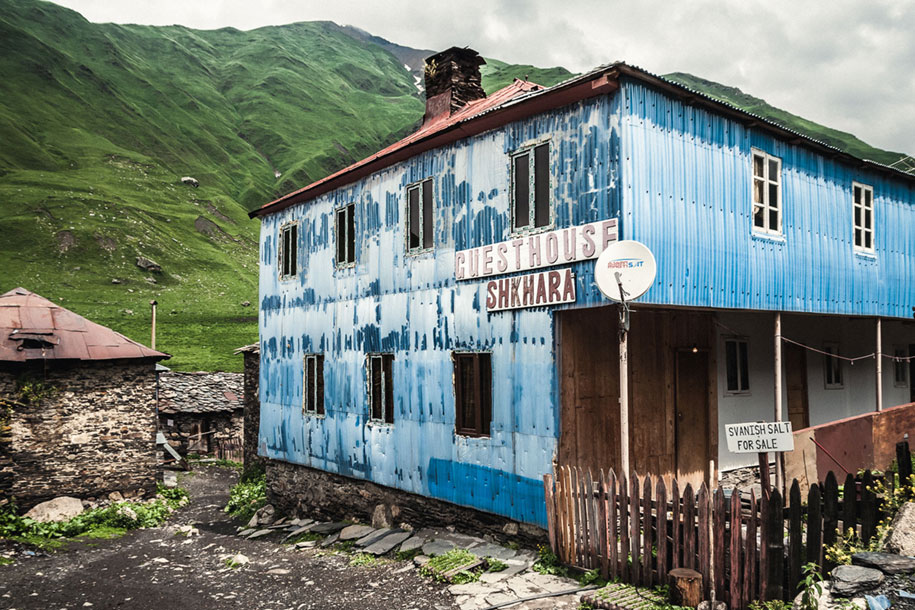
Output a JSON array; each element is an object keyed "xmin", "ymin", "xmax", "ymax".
[
  {"xmin": 214, "ymin": 436, "xmax": 244, "ymax": 463},
  {"xmin": 543, "ymin": 441, "xmax": 912, "ymax": 609}
]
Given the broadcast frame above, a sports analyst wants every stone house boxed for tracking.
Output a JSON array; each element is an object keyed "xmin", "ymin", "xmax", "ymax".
[
  {"xmin": 0, "ymin": 288, "xmax": 168, "ymax": 509},
  {"xmin": 234, "ymin": 343, "xmax": 264, "ymax": 470},
  {"xmin": 157, "ymin": 371, "xmax": 243, "ymax": 458}
]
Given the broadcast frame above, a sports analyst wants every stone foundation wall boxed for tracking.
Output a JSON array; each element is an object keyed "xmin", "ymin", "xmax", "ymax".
[
  {"xmin": 0, "ymin": 362, "xmax": 158, "ymax": 509},
  {"xmin": 266, "ymin": 459, "xmax": 547, "ymax": 547},
  {"xmin": 242, "ymin": 351, "xmax": 264, "ymax": 471}
]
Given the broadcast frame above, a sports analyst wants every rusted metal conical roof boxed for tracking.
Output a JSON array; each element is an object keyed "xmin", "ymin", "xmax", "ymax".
[{"xmin": 0, "ymin": 287, "xmax": 169, "ymax": 363}]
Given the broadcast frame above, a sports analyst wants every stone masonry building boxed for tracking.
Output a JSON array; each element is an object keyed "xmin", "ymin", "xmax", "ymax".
[
  {"xmin": 0, "ymin": 288, "xmax": 168, "ymax": 509},
  {"xmin": 157, "ymin": 371, "xmax": 243, "ymax": 457}
]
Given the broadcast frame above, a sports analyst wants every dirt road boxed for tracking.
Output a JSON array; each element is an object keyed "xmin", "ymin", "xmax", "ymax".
[{"xmin": 0, "ymin": 466, "xmax": 456, "ymax": 610}]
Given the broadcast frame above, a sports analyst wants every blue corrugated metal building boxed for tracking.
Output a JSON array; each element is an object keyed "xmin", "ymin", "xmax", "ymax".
[{"xmin": 251, "ymin": 48, "xmax": 915, "ymax": 528}]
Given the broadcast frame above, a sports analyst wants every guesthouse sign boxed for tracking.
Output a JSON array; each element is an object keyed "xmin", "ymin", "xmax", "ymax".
[{"xmin": 454, "ymin": 219, "xmax": 618, "ymax": 281}]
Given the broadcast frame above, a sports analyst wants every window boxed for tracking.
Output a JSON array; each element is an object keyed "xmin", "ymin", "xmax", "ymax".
[
  {"xmin": 367, "ymin": 353, "xmax": 394, "ymax": 424},
  {"xmin": 894, "ymin": 347, "xmax": 909, "ymax": 388},
  {"xmin": 407, "ymin": 178, "xmax": 434, "ymax": 253},
  {"xmin": 752, "ymin": 150, "xmax": 781, "ymax": 235},
  {"xmin": 853, "ymin": 182, "xmax": 874, "ymax": 252},
  {"xmin": 453, "ymin": 352, "xmax": 492, "ymax": 437},
  {"xmin": 335, "ymin": 203, "xmax": 356, "ymax": 267},
  {"xmin": 279, "ymin": 223, "xmax": 298, "ymax": 279},
  {"xmin": 724, "ymin": 338, "xmax": 750, "ymax": 393},
  {"xmin": 512, "ymin": 142, "xmax": 550, "ymax": 232},
  {"xmin": 824, "ymin": 343, "xmax": 843, "ymax": 389},
  {"xmin": 302, "ymin": 354, "xmax": 325, "ymax": 416}
]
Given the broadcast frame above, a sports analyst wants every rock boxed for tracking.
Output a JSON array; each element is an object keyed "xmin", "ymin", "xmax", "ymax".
[
  {"xmin": 413, "ymin": 554, "xmax": 430, "ymax": 567},
  {"xmin": 356, "ymin": 527, "xmax": 394, "ymax": 548},
  {"xmin": 265, "ymin": 568, "xmax": 290, "ymax": 575},
  {"xmin": 175, "ymin": 525, "xmax": 199, "ymax": 537},
  {"xmin": 238, "ymin": 528, "xmax": 255, "ymax": 537},
  {"xmin": 226, "ymin": 553, "xmax": 248, "ymax": 567},
  {"xmin": 885, "ymin": 501, "xmax": 915, "ymax": 557},
  {"xmin": 111, "ymin": 278, "xmax": 121, "ymax": 284},
  {"xmin": 116, "ymin": 505, "xmax": 138, "ymax": 522},
  {"xmin": 145, "ymin": 277, "xmax": 157, "ymax": 284},
  {"xmin": 253, "ymin": 504, "xmax": 275, "ymax": 526},
  {"xmin": 135, "ymin": 256, "xmax": 161, "ymax": 273},
  {"xmin": 851, "ymin": 552, "xmax": 915, "ymax": 575},
  {"xmin": 372, "ymin": 504, "xmax": 393, "ymax": 529},
  {"xmin": 309, "ymin": 521, "xmax": 347, "ymax": 535},
  {"xmin": 247, "ymin": 529, "xmax": 273, "ymax": 540},
  {"xmin": 399, "ymin": 536, "xmax": 425, "ymax": 553},
  {"xmin": 468, "ymin": 542, "xmax": 517, "ymax": 561},
  {"xmin": 831, "ymin": 565, "xmax": 884, "ymax": 597},
  {"xmin": 241, "ymin": 301, "xmax": 250, "ymax": 307},
  {"xmin": 247, "ymin": 514, "xmax": 258, "ymax": 528},
  {"xmin": 282, "ymin": 526, "xmax": 312, "ymax": 542},
  {"xmin": 502, "ymin": 522, "xmax": 519, "ymax": 536},
  {"xmin": 320, "ymin": 533, "xmax": 340, "ymax": 548},
  {"xmin": 180, "ymin": 176, "xmax": 199, "ymax": 188},
  {"xmin": 791, "ymin": 582, "xmax": 866, "ymax": 610},
  {"xmin": 339, "ymin": 524, "xmax": 376, "ymax": 541},
  {"xmin": 364, "ymin": 531, "xmax": 412, "ymax": 556},
  {"xmin": 25, "ymin": 497, "xmax": 85, "ymax": 523},
  {"xmin": 422, "ymin": 539, "xmax": 456, "ymax": 557},
  {"xmin": 108, "ymin": 491, "xmax": 124, "ymax": 503},
  {"xmin": 295, "ymin": 540, "xmax": 317, "ymax": 549}
]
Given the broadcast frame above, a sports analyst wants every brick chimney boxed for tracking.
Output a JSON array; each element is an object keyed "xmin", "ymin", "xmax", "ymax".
[{"xmin": 422, "ymin": 47, "xmax": 487, "ymax": 125}]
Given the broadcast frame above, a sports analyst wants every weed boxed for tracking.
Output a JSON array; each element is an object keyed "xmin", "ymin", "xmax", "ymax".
[
  {"xmin": 0, "ymin": 557, "xmax": 12, "ymax": 566},
  {"xmin": 798, "ymin": 563, "xmax": 822, "ymax": 610},
  {"xmin": 395, "ymin": 546, "xmax": 421, "ymax": 562},
  {"xmin": 334, "ymin": 540, "xmax": 356, "ymax": 552},
  {"xmin": 486, "ymin": 558, "xmax": 508, "ymax": 572},
  {"xmin": 285, "ymin": 532, "xmax": 323, "ymax": 545},
  {"xmin": 579, "ymin": 568, "xmax": 606, "ymax": 587},
  {"xmin": 748, "ymin": 601, "xmax": 791, "ymax": 610},
  {"xmin": 421, "ymin": 548, "xmax": 483, "ymax": 584},
  {"xmin": 224, "ymin": 556, "xmax": 245, "ymax": 569},
  {"xmin": 532, "ymin": 544, "xmax": 568, "ymax": 578},
  {"xmin": 76, "ymin": 526, "xmax": 127, "ymax": 540},
  {"xmin": 349, "ymin": 553, "xmax": 379, "ymax": 567},
  {"xmin": 224, "ymin": 472, "xmax": 266, "ymax": 521}
]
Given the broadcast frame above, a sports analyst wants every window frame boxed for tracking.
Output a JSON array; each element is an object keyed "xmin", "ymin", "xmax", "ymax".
[
  {"xmin": 510, "ymin": 141, "xmax": 552, "ymax": 235},
  {"xmin": 893, "ymin": 346, "xmax": 909, "ymax": 388},
  {"xmin": 452, "ymin": 351, "xmax": 493, "ymax": 438},
  {"xmin": 302, "ymin": 353, "xmax": 325, "ymax": 417},
  {"xmin": 823, "ymin": 343, "xmax": 844, "ymax": 390},
  {"xmin": 723, "ymin": 337, "xmax": 751, "ymax": 395},
  {"xmin": 751, "ymin": 149, "xmax": 782, "ymax": 236},
  {"xmin": 366, "ymin": 353, "xmax": 395, "ymax": 425},
  {"xmin": 335, "ymin": 203, "xmax": 356, "ymax": 268},
  {"xmin": 852, "ymin": 181, "xmax": 875, "ymax": 254},
  {"xmin": 406, "ymin": 178, "xmax": 434, "ymax": 255},
  {"xmin": 278, "ymin": 221, "xmax": 299, "ymax": 280}
]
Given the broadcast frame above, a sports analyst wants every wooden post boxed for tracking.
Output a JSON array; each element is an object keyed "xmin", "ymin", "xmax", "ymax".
[
  {"xmin": 758, "ymin": 451, "xmax": 771, "ymax": 500},
  {"xmin": 876, "ymin": 318, "xmax": 883, "ymax": 412},
  {"xmin": 150, "ymin": 299, "xmax": 158, "ymax": 350},
  {"xmin": 668, "ymin": 567, "xmax": 703, "ymax": 607},
  {"xmin": 774, "ymin": 313, "xmax": 784, "ymax": 492},
  {"xmin": 620, "ymin": 322, "xmax": 630, "ymax": 477}
]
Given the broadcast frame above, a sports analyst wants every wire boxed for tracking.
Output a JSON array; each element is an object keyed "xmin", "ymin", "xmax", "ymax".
[{"xmin": 779, "ymin": 337, "xmax": 876, "ymax": 362}]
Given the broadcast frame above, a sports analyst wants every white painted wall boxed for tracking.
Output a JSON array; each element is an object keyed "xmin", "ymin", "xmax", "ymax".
[{"xmin": 716, "ymin": 311, "xmax": 915, "ymax": 472}]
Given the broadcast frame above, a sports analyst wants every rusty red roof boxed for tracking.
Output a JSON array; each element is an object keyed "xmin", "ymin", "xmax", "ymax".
[{"xmin": 0, "ymin": 287, "xmax": 169, "ymax": 363}]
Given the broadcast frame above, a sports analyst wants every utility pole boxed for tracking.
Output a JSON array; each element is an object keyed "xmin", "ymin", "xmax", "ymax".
[
  {"xmin": 150, "ymin": 300, "xmax": 158, "ymax": 350},
  {"xmin": 876, "ymin": 318, "xmax": 883, "ymax": 412},
  {"xmin": 773, "ymin": 312, "xmax": 784, "ymax": 493},
  {"xmin": 617, "ymin": 273, "xmax": 630, "ymax": 477}
]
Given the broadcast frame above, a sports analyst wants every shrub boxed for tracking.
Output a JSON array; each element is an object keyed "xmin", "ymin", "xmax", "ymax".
[
  {"xmin": 224, "ymin": 472, "xmax": 266, "ymax": 521},
  {"xmin": 532, "ymin": 544, "xmax": 568, "ymax": 577}
]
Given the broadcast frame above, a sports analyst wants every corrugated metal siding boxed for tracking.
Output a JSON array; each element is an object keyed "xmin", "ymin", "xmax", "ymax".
[
  {"xmin": 258, "ymin": 94, "xmax": 623, "ymax": 526},
  {"xmin": 618, "ymin": 78, "xmax": 915, "ymax": 317}
]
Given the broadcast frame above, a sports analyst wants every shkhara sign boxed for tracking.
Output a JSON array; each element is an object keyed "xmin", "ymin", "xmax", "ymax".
[
  {"xmin": 485, "ymin": 269, "xmax": 575, "ymax": 312},
  {"xmin": 454, "ymin": 219, "xmax": 618, "ymax": 281}
]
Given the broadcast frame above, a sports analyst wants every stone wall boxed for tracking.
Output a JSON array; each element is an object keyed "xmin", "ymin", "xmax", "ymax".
[
  {"xmin": 242, "ymin": 350, "xmax": 264, "ymax": 471},
  {"xmin": 0, "ymin": 361, "xmax": 158, "ymax": 509},
  {"xmin": 158, "ymin": 410, "xmax": 242, "ymax": 456},
  {"xmin": 266, "ymin": 460, "xmax": 547, "ymax": 547}
]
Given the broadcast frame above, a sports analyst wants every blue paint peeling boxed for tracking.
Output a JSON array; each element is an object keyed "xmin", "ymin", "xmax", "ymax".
[{"xmin": 255, "ymin": 80, "xmax": 915, "ymax": 528}]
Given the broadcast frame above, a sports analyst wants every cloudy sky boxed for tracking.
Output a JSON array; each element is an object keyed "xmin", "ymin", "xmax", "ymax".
[{"xmin": 55, "ymin": 0, "xmax": 915, "ymax": 155}]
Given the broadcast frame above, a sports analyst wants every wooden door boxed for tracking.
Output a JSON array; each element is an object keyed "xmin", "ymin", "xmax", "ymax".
[
  {"xmin": 675, "ymin": 349, "xmax": 709, "ymax": 488},
  {"xmin": 785, "ymin": 343, "xmax": 810, "ymax": 430}
]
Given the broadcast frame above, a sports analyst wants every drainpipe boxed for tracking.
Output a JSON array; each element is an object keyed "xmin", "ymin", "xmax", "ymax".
[
  {"xmin": 150, "ymin": 300, "xmax": 158, "ymax": 350},
  {"xmin": 774, "ymin": 312, "xmax": 784, "ymax": 492},
  {"xmin": 876, "ymin": 318, "xmax": 883, "ymax": 412}
]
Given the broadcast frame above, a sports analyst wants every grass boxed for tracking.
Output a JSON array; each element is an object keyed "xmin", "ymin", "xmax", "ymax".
[
  {"xmin": 285, "ymin": 532, "xmax": 324, "ymax": 545},
  {"xmin": 0, "ymin": 557, "xmax": 13, "ymax": 566},
  {"xmin": 349, "ymin": 552, "xmax": 380, "ymax": 567},
  {"xmin": 224, "ymin": 471, "xmax": 266, "ymax": 522},
  {"xmin": 75, "ymin": 526, "xmax": 128, "ymax": 540},
  {"xmin": 420, "ymin": 548, "xmax": 484, "ymax": 584}
]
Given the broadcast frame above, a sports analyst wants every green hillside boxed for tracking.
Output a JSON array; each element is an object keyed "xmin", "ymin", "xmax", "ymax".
[
  {"xmin": 481, "ymin": 58, "xmax": 573, "ymax": 92},
  {"xmin": 663, "ymin": 72, "xmax": 906, "ymax": 166}
]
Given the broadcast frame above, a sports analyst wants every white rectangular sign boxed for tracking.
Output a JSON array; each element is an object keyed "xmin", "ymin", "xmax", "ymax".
[
  {"xmin": 725, "ymin": 421, "xmax": 794, "ymax": 454},
  {"xmin": 486, "ymin": 269, "xmax": 576, "ymax": 312},
  {"xmin": 454, "ymin": 219, "xmax": 618, "ymax": 281}
]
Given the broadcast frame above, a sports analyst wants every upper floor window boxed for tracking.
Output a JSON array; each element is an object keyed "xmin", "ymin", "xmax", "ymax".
[
  {"xmin": 853, "ymin": 182, "xmax": 874, "ymax": 253},
  {"xmin": 512, "ymin": 142, "xmax": 550, "ymax": 232},
  {"xmin": 724, "ymin": 338, "xmax": 750, "ymax": 394},
  {"xmin": 279, "ymin": 222, "xmax": 298, "ymax": 279},
  {"xmin": 302, "ymin": 354, "xmax": 325, "ymax": 416},
  {"xmin": 407, "ymin": 178, "xmax": 433, "ymax": 253},
  {"xmin": 367, "ymin": 353, "xmax": 394, "ymax": 424},
  {"xmin": 752, "ymin": 150, "xmax": 781, "ymax": 235},
  {"xmin": 824, "ymin": 343, "xmax": 843, "ymax": 389},
  {"xmin": 453, "ymin": 352, "xmax": 492, "ymax": 437},
  {"xmin": 335, "ymin": 203, "xmax": 355, "ymax": 267}
]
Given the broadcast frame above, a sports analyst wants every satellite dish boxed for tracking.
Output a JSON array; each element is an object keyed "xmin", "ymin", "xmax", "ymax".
[{"xmin": 595, "ymin": 240, "xmax": 657, "ymax": 302}]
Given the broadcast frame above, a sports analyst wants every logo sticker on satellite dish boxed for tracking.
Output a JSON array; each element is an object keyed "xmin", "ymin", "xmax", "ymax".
[{"xmin": 594, "ymin": 240, "xmax": 657, "ymax": 302}]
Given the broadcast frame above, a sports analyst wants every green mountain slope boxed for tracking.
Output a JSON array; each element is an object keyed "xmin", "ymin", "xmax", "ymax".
[{"xmin": 663, "ymin": 72, "xmax": 906, "ymax": 166}]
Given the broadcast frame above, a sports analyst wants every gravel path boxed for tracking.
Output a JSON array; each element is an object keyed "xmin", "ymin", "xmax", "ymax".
[{"xmin": 0, "ymin": 466, "xmax": 456, "ymax": 610}]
